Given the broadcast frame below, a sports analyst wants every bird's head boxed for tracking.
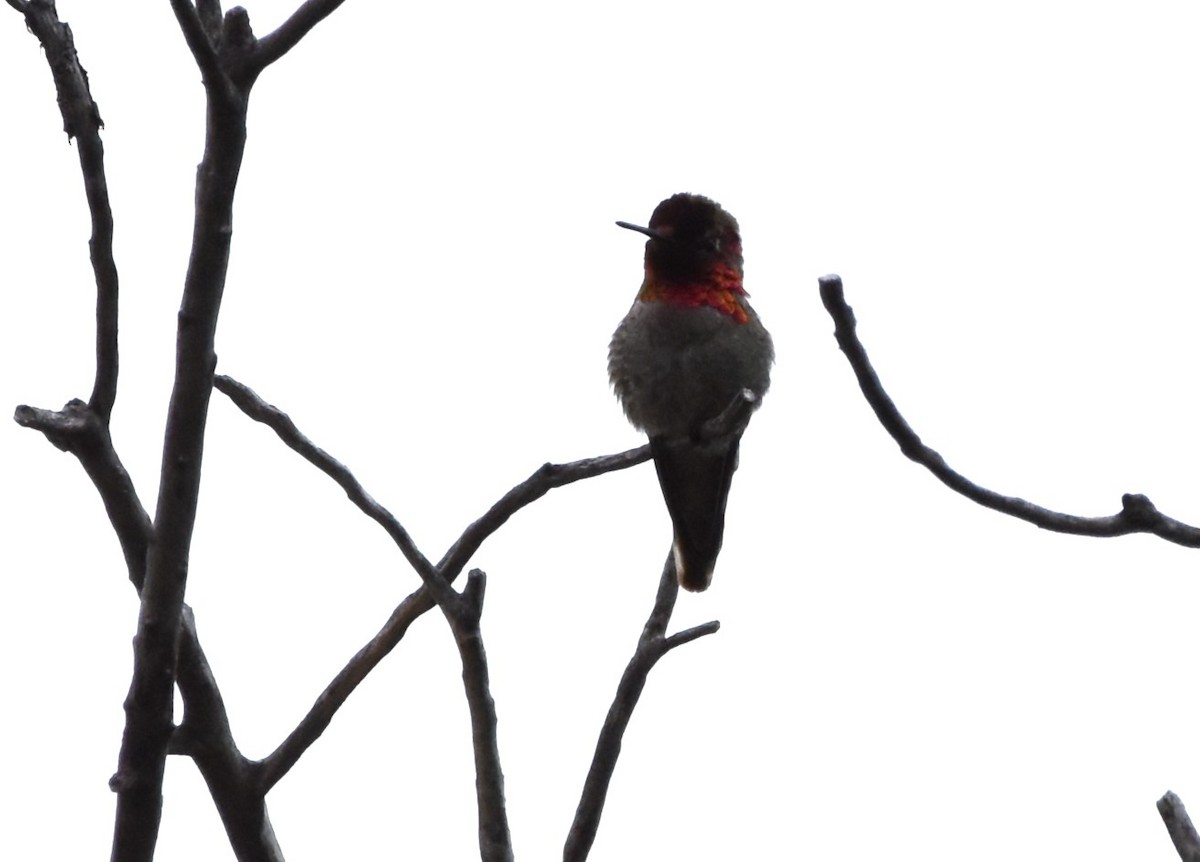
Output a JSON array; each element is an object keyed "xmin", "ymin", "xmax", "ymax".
[{"xmin": 617, "ymin": 193, "xmax": 743, "ymax": 286}]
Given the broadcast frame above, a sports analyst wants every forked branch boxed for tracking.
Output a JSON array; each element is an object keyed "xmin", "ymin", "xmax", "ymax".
[
  {"xmin": 7, "ymin": 2, "xmax": 287, "ymax": 854},
  {"xmin": 216, "ymin": 373, "xmax": 650, "ymax": 794},
  {"xmin": 170, "ymin": 0, "xmax": 349, "ymax": 89},
  {"xmin": 215, "ymin": 377, "xmax": 511, "ymax": 859},
  {"xmin": 217, "ymin": 373, "xmax": 686, "ymax": 861},
  {"xmin": 819, "ymin": 274, "xmax": 1200, "ymax": 546},
  {"xmin": 216, "ymin": 375, "xmax": 726, "ymax": 859},
  {"xmin": 108, "ymin": 1, "xmax": 354, "ymax": 858},
  {"xmin": 564, "ymin": 555, "xmax": 720, "ymax": 862}
]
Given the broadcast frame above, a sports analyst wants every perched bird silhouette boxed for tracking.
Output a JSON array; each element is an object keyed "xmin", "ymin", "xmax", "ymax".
[{"xmin": 608, "ymin": 193, "xmax": 773, "ymax": 591}]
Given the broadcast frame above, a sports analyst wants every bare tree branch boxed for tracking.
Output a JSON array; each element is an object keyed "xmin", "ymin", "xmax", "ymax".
[
  {"xmin": 195, "ymin": 0, "xmax": 222, "ymax": 45},
  {"xmin": 252, "ymin": 0, "xmax": 348, "ymax": 71},
  {"xmin": 213, "ymin": 373, "xmax": 649, "ymax": 599},
  {"xmin": 819, "ymin": 274, "xmax": 1200, "ymax": 547},
  {"xmin": 3, "ymin": 9, "xmax": 187, "ymax": 854},
  {"xmin": 438, "ymin": 446, "xmax": 653, "ymax": 570},
  {"xmin": 215, "ymin": 376, "xmax": 518, "ymax": 858},
  {"xmin": 1159, "ymin": 791, "xmax": 1200, "ymax": 862},
  {"xmin": 10, "ymin": 0, "xmax": 121, "ymax": 422},
  {"xmin": 253, "ymin": 432, "xmax": 649, "ymax": 786},
  {"xmin": 14, "ymin": 404, "xmax": 279, "ymax": 862},
  {"xmin": 176, "ymin": 608, "xmax": 285, "ymax": 862},
  {"xmin": 564, "ymin": 555, "xmax": 720, "ymax": 862},
  {"xmin": 14, "ymin": 400, "xmax": 149, "ymax": 577},
  {"xmin": 108, "ymin": 6, "xmax": 261, "ymax": 856},
  {"xmin": 663, "ymin": 619, "xmax": 721, "ymax": 651},
  {"xmin": 212, "ymin": 375, "xmax": 462, "ymax": 614},
  {"xmin": 216, "ymin": 372, "xmax": 652, "ymax": 792},
  {"xmin": 12, "ymin": 398, "xmax": 280, "ymax": 860},
  {"xmin": 256, "ymin": 587, "xmax": 429, "ymax": 792},
  {"xmin": 213, "ymin": 374, "xmax": 445, "ymax": 592},
  {"xmin": 11, "ymin": 4, "xmax": 692, "ymax": 852},
  {"xmin": 441, "ymin": 570, "xmax": 513, "ymax": 862},
  {"xmin": 168, "ymin": 0, "xmax": 223, "ymax": 88}
]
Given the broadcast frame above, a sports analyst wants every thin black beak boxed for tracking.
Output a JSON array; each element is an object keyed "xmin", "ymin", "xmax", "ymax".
[{"xmin": 616, "ymin": 220, "xmax": 667, "ymax": 241}]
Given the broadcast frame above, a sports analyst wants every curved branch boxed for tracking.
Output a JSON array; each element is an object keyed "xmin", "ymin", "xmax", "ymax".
[
  {"xmin": 11, "ymin": 0, "xmax": 120, "ymax": 421},
  {"xmin": 819, "ymin": 274, "xmax": 1200, "ymax": 547},
  {"xmin": 564, "ymin": 555, "xmax": 720, "ymax": 862}
]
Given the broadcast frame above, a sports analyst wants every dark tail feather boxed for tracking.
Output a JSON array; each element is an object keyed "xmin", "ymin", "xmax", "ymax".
[{"xmin": 650, "ymin": 435, "xmax": 741, "ymax": 592}]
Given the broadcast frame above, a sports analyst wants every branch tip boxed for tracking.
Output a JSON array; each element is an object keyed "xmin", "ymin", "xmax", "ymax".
[
  {"xmin": 1121, "ymin": 493, "xmax": 1159, "ymax": 526},
  {"xmin": 462, "ymin": 568, "xmax": 487, "ymax": 617},
  {"xmin": 1158, "ymin": 791, "xmax": 1200, "ymax": 862},
  {"xmin": 664, "ymin": 620, "xmax": 721, "ymax": 652},
  {"xmin": 224, "ymin": 6, "xmax": 254, "ymax": 49}
]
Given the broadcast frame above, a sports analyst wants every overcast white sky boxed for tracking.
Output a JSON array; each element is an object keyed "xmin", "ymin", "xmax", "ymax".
[{"xmin": 4, "ymin": 2, "xmax": 1200, "ymax": 860}]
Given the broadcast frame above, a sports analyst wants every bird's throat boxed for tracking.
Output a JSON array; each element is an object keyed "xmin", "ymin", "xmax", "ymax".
[{"xmin": 638, "ymin": 263, "xmax": 749, "ymax": 324}]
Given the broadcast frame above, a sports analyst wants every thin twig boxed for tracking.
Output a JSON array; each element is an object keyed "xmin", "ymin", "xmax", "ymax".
[
  {"xmin": 564, "ymin": 554, "xmax": 720, "ymax": 862},
  {"xmin": 212, "ymin": 376, "xmax": 650, "ymax": 591},
  {"xmin": 256, "ymin": 588, "xmax": 431, "ymax": 792},
  {"xmin": 1159, "ymin": 792, "xmax": 1200, "ymax": 862},
  {"xmin": 212, "ymin": 375, "xmax": 448, "ymax": 595},
  {"xmin": 819, "ymin": 274, "xmax": 1200, "ymax": 547}
]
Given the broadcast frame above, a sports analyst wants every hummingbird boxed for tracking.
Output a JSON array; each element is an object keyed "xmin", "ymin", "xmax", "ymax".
[{"xmin": 608, "ymin": 193, "xmax": 773, "ymax": 591}]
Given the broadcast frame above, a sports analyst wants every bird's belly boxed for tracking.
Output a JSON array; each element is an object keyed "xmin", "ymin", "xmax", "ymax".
[{"xmin": 609, "ymin": 302, "xmax": 771, "ymax": 438}]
